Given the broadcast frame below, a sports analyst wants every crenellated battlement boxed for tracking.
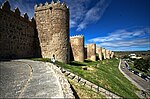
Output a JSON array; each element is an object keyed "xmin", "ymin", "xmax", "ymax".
[
  {"xmin": 0, "ymin": 1, "xmax": 40, "ymax": 59},
  {"xmin": 0, "ymin": 1, "xmax": 34, "ymax": 26},
  {"xmin": 70, "ymin": 35, "xmax": 84, "ymax": 38},
  {"xmin": 34, "ymin": 0, "xmax": 68, "ymax": 12}
]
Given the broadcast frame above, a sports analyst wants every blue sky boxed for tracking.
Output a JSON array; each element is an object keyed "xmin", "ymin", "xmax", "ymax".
[{"xmin": 0, "ymin": 0, "xmax": 150, "ymax": 51}]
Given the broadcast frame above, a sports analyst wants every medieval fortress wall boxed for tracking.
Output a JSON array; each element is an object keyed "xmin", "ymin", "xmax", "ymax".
[
  {"xmin": 96, "ymin": 47, "xmax": 102, "ymax": 60},
  {"xmin": 70, "ymin": 35, "xmax": 84, "ymax": 62},
  {"xmin": 102, "ymin": 48, "xmax": 106, "ymax": 59},
  {"xmin": 0, "ymin": 1, "xmax": 114, "ymax": 62},
  {"xmin": 87, "ymin": 44, "xmax": 96, "ymax": 61},
  {"xmin": 0, "ymin": 1, "xmax": 38, "ymax": 59},
  {"xmin": 34, "ymin": 1, "xmax": 70, "ymax": 63}
]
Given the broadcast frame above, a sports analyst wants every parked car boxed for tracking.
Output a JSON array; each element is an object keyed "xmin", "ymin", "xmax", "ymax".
[
  {"xmin": 138, "ymin": 73, "xmax": 142, "ymax": 77},
  {"xmin": 127, "ymin": 67, "xmax": 131, "ymax": 70},
  {"xmin": 141, "ymin": 75, "xmax": 149, "ymax": 81},
  {"xmin": 147, "ymin": 75, "xmax": 150, "ymax": 80},
  {"xmin": 131, "ymin": 70, "xmax": 134, "ymax": 73},
  {"xmin": 134, "ymin": 71, "xmax": 139, "ymax": 75},
  {"xmin": 129, "ymin": 68, "xmax": 133, "ymax": 72},
  {"xmin": 125, "ymin": 63, "xmax": 128, "ymax": 67}
]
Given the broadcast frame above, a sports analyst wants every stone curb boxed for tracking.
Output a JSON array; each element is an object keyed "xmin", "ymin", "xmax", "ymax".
[{"xmin": 46, "ymin": 62, "xmax": 75, "ymax": 98}]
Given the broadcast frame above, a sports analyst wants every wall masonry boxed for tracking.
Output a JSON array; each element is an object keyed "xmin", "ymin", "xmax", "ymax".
[
  {"xmin": 96, "ymin": 47, "xmax": 102, "ymax": 60},
  {"xmin": 102, "ymin": 48, "xmax": 106, "ymax": 59},
  {"xmin": 0, "ymin": 1, "xmax": 114, "ymax": 63},
  {"xmin": 0, "ymin": 1, "xmax": 40, "ymax": 59},
  {"xmin": 111, "ymin": 52, "xmax": 114, "ymax": 58},
  {"xmin": 106, "ymin": 50, "xmax": 110, "ymax": 59},
  {"xmin": 70, "ymin": 35, "xmax": 84, "ymax": 62},
  {"xmin": 34, "ymin": 1, "xmax": 70, "ymax": 63},
  {"xmin": 87, "ymin": 44, "xmax": 96, "ymax": 61}
]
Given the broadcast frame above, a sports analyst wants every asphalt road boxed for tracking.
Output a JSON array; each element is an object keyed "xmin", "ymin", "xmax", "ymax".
[
  {"xmin": 0, "ymin": 60, "xmax": 64, "ymax": 98},
  {"xmin": 120, "ymin": 60, "xmax": 150, "ymax": 92}
]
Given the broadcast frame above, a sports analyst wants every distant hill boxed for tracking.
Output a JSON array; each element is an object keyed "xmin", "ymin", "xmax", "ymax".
[{"xmin": 114, "ymin": 50, "xmax": 150, "ymax": 59}]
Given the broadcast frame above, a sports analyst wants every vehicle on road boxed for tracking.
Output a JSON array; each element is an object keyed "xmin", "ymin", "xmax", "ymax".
[
  {"xmin": 147, "ymin": 75, "xmax": 150, "ymax": 80},
  {"xmin": 134, "ymin": 71, "xmax": 139, "ymax": 75},
  {"xmin": 127, "ymin": 67, "xmax": 131, "ymax": 70},
  {"xmin": 131, "ymin": 70, "xmax": 134, "ymax": 73},
  {"xmin": 141, "ymin": 74, "xmax": 149, "ymax": 81},
  {"xmin": 138, "ymin": 73, "xmax": 142, "ymax": 77}
]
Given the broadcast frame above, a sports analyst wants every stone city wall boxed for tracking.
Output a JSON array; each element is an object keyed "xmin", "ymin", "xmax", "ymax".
[
  {"xmin": 96, "ymin": 47, "xmax": 102, "ymax": 60},
  {"xmin": 0, "ymin": 1, "xmax": 39, "ymax": 59},
  {"xmin": 70, "ymin": 35, "xmax": 84, "ymax": 62},
  {"xmin": 106, "ymin": 50, "xmax": 110, "ymax": 59},
  {"xmin": 34, "ymin": 1, "xmax": 70, "ymax": 63},
  {"xmin": 111, "ymin": 52, "xmax": 114, "ymax": 58},
  {"xmin": 102, "ymin": 48, "xmax": 106, "ymax": 59},
  {"xmin": 87, "ymin": 44, "xmax": 96, "ymax": 61}
]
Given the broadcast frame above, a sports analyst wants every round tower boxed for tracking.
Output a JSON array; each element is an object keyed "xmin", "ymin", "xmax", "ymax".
[
  {"xmin": 34, "ymin": 1, "xmax": 70, "ymax": 63},
  {"xmin": 70, "ymin": 35, "xmax": 84, "ymax": 62}
]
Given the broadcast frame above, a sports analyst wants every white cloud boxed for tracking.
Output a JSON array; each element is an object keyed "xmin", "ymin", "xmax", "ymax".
[
  {"xmin": 65, "ymin": 0, "xmax": 111, "ymax": 31},
  {"xmin": 89, "ymin": 27, "xmax": 150, "ymax": 42},
  {"xmin": 0, "ymin": 0, "xmax": 110, "ymax": 29},
  {"xmin": 65, "ymin": 0, "xmax": 90, "ymax": 28},
  {"xmin": 88, "ymin": 27, "xmax": 150, "ymax": 51},
  {"xmin": 77, "ymin": 0, "xmax": 110, "ymax": 31}
]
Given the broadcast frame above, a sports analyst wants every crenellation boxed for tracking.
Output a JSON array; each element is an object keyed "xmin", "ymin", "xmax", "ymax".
[
  {"xmin": 24, "ymin": 13, "xmax": 29, "ymax": 20},
  {"xmin": 14, "ymin": 7, "xmax": 20, "ymax": 16},
  {"xmin": 70, "ymin": 35, "xmax": 84, "ymax": 38},
  {"xmin": 35, "ymin": 1, "xmax": 68, "ymax": 12},
  {"xmin": 1, "ymin": 1, "xmax": 10, "ymax": 11},
  {"xmin": 45, "ymin": 2, "xmax": 49, "ymax": 6}
]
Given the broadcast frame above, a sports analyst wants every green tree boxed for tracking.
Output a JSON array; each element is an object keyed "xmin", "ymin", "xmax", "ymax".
[{"xmin": 134, "ymin": 58, "xmax": 150, "ymax": 72}]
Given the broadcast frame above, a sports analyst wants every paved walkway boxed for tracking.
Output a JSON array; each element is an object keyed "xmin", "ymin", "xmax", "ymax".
[{"xmin": 0, "ymin": 60, "xmax": 64, "ymax": 98}]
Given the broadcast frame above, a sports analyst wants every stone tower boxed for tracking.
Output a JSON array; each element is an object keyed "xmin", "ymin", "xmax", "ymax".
[
  {"xmin": 111, "ymin": 51, "xmax": 114, "ymax": 58},
  {"xmin": 102, "ymin": 48, "xmax": 106, "ymax": 59},
  {"xmin": 106, "ymin": 50, "xmax": 110, "ymax": 59},
  {"xmin": 87, "ymin": 44, "xmax": 96, "ymax": 61},
  {"xmin": 70, "ymin": 35, "xmax": 84, "ymax": 62},
  {"xmin": 34, "ymin": 1, "xmax": 70, "ymax": 63},
  {"xmin": 96, "ymin": 47, "xmax": 102, "ymax": 60}
]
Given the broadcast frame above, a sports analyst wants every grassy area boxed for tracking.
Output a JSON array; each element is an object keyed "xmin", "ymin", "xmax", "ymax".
[
  {"xmin": 68, "ymin": 79, "xmax": 105, "ymax": 98},
  {"xmin": 31, "ymin": 58, "xmax": 139, "ymax": 98}
]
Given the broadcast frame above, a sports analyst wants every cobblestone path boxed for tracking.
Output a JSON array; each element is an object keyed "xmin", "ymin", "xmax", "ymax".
[{"xmin": 0, "ymin": 60, "xmax": 64, "ymax": 98}]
